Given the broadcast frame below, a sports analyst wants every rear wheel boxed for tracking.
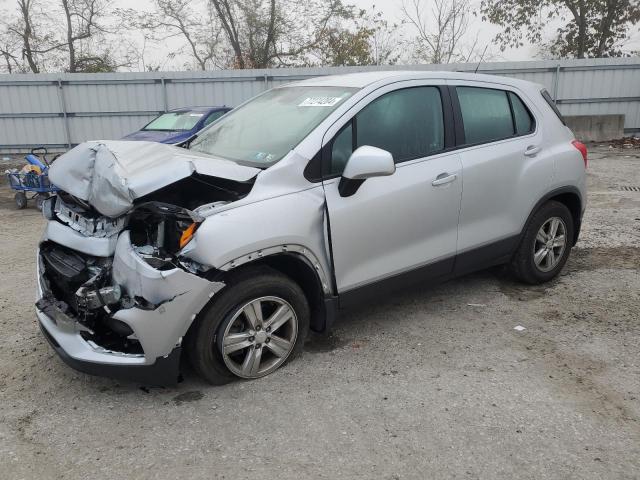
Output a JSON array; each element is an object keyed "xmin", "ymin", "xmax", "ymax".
[
  {"xmin": 510, "ymin": 201, "xmax": 574, "ymax": 284},
  {"xmin": 14, "ymin": 192, "xmax": 27, "ymax": 209},
  {"xmin": 187, "ymin": 267, "xmax": 309, "ymax": 384}
]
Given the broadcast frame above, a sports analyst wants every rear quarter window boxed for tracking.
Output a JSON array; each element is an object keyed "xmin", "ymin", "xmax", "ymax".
[
  {"xmin": 541, "ymin": 89, "xmax": 566, "ymax": 125},
  {"xmin": 508, "ymin": 92, "xmax": 535, "ymax": 135}
]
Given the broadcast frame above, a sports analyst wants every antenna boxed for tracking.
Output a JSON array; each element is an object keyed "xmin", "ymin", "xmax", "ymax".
[{"xmin": 474, "ymin": 45, "xmax": 489, "ymax": 74}]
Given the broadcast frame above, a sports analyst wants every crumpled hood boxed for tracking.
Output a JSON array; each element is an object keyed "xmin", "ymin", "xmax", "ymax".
[{"xmin": 48, "ymin": 140, "xmax": 260, "ymax": 218}]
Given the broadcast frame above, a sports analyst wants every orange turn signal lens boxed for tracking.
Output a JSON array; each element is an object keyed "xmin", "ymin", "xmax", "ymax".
[{"xmin": 179, "ymin": 222, "xmax": 199, "ymax": 249}]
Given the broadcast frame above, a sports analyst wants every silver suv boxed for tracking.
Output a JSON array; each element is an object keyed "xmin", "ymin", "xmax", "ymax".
[{"xmin": 36, "ymin": 71, "xmax": 587, "ymax": 385}]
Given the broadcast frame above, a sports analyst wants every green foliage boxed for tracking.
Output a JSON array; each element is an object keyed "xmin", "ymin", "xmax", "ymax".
[
  {"xmin": 73, "ymin": 54, "xmax": 118, "ymax": 73},
  {"xmin": 319, "ymin": 25, "xmax": 375, "ymax": 66},
  {"xmin": 480, "ymin": 0, "xmax": 640, "ymax": 58},
  {"xmin": 314, "ymin": 7, "xmax": 401, "ymax": 66}
]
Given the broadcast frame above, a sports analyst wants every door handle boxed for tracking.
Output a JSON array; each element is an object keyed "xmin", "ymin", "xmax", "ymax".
[
  {"xmin": 432, "ymin": 173, "xmax": 457, "ymax": 186},
  {"xmin": 524, "ymin": 145, "xmax": 541, "ymax": 157}
]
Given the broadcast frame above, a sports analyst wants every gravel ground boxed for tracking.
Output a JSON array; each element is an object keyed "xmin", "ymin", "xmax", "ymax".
[{"xmin": 0, "ymin": 146, "xmax": 639, "ymax": 480}]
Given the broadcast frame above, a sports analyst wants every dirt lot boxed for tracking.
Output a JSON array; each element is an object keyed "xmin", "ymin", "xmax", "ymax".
[{"xmin": 0, "ymin": 146, "xmax": 639, "ymax": 479}]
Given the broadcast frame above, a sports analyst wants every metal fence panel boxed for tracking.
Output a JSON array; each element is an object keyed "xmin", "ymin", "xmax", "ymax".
[{"xmin": 0, "ymin": 58, "xmax": 638, "ymax": 153}]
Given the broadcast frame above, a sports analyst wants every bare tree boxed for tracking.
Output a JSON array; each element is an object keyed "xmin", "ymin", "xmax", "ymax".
[
  {"xmin": 401, "ymin": 0, "xmax": 478, "ymax": 64},
  {"xmin": 210, "ymin": 0, "xmax": 353, "ymax": 69},
  {"xmin": 366, "ymin": 6, "xmax": 402, "ymax": 65},
  {"xmin": 0, "ymin": 0, "xmax": 54, "ymax": 73},
  {"xmin": 211, "ymin": 0, "xmax": 245, "ymax": 68},
  {"xmin": 125, "ymin": 0, "xmax": 227, "ymax": 71},
  {"xmin": 59, "ymin": 0, "xmax": 112, "ymax": 72},
  {"xmin": 0, "ymin": 0, "xmax": 124, "ymax": 73},
  {"xmin": 0, "ymin": 39, "xmax": 20, "ymax": 73}
]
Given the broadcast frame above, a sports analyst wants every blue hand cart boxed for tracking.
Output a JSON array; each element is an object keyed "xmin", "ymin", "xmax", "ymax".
[{"xmin": 5, "ymin": 147, "xmax": 60, "ymax": 210}]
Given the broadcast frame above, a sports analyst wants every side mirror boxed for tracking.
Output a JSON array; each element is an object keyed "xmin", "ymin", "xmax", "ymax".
[{"xmin": 339, "ymin": 146, "xmax": 395, "ymax": 197}]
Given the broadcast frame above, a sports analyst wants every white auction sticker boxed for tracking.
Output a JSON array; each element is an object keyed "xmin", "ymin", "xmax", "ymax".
[{"xmin": 298, "ymin": 96, "xmax": 343, "ymax": 107}]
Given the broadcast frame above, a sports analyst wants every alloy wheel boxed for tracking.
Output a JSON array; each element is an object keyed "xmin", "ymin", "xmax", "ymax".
[
  {"xmin": 219, "ymin": 296, "xmax": 298, "ymax": 379},
  {"xmin": 533, "ymin": 216, "xmax": 567, "ymax": 272}
]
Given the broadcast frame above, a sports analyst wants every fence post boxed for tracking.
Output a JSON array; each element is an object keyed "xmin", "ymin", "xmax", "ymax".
[
  {"xmin": 552, "ymin": 64, "xmax": 561, "ymax": 101},
  {"xmin": 161, "ymin": 77, "xmax": 168, "ymax": 112},
  {"xmin": 56, "ymin": 79, "xmax": 72, "ymax": 148},
  {"xmin": 263, "ymin": 73, "xmax": 268, "ymax": 90}
]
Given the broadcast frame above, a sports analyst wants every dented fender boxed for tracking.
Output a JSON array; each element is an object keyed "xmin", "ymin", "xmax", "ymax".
[{"xmin": 180, "ymin": 186, "xmax": 334, "ymax": 294}]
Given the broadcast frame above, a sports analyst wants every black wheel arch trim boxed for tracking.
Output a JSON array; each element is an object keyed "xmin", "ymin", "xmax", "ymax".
[
  {"xmin": 217, "ymin": 251, "xmax": 334, "ymax": 334},
  {"xmin": 522, "ymin": 186, "xmax": 583, "ymax": 246}
]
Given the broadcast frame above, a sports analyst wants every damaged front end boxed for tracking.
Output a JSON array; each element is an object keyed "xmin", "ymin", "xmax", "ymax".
[{"xmin": 35, "ymin": 141, "xmax": 256, "ymax": 385}]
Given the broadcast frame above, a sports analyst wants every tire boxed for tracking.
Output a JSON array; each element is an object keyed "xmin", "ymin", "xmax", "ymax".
[
  {"xmin": 14, "ymin": 192, "xmax": 27, "ymax": 209},
  {"xmin": 510, "ymin": 201, "xmax": 574, "ymax": 284},
  {"xmin": 35, "ymin": 194, "xmax": 47, "ymax": 211},
  {"xmin": 186, "ymin": 266, "xmax": 310, "ymax": 385}
]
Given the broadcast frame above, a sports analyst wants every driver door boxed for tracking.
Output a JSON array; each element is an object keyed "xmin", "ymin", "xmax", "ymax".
[{"xmin": 322, "ymin": 83, "xmax": 462, "ymax": 300}]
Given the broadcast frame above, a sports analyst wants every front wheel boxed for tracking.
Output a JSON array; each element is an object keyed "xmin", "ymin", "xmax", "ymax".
[
  {"xmin": 510, "ymin": 201, "xmax": 574, "ymax": 284},
  {"xmin": 35, "ymin": 193, "xmax": 48, "ymax": 211},
  {"xmin": 186, "ymin": 267, "xmax": 309, "ymax": 384}
]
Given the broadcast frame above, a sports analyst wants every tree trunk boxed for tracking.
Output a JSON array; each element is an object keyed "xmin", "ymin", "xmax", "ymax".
[
  {"xmin": 211, "ymin": 0, "xmax": 245, "ymax": 69},
  {"xmin": 61, "ymin": 0, "xmax": 76, "ymax": 72},
  {"xmin": 18, "ymin": 0, "xmax": 39, "ymax": 73},
  {"xmin": 595, "ymin": 0, "xmax": 617, "ymax": 57}
]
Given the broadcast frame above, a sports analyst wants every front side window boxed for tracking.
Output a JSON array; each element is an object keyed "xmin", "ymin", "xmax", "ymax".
[
  {"xmin": 330, "ymin": 123, "xmax": 354, "ymax": 175},
  {"xmin": 190, "ymin": 86, "xmax": 356, "ymax": 167},
  {"xmin": 457, "ymin": 87, "xmax": 514, "ymax": 144},
  {"xmin": 203, "ymin": 110, "xmax": 226, "ymax": 127},
  {"xmin": 329, "ymin": 86, "xmax": 445, "ymax": 175}
]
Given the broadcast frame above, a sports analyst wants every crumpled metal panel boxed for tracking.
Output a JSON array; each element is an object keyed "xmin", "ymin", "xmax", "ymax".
[
  {"xmin": 112, "ymin": 231, "xmax": 215, "ymax": 304},
  {"xmin": 111, "ymin": 231, "xmax": 224, "ymax": 360},
  {"xmin": 48, "ymin": 140, "xmax": 260, "ymax": 218},
  {"xmin": 42, "ymin": 220, "xmax": 118, "ymax": 257}
]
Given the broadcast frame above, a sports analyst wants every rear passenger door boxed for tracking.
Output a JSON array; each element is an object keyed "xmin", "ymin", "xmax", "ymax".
[
  {"xmin": 450, "ymin": 82, "xmax": 552, "ymax": 273},
  {"xmin": 322, "ymin": 83, "xmax": 463, "ymax": 296}
]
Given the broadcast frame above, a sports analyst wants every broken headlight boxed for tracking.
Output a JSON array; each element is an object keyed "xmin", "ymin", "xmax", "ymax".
[{"xmin": 128, "ymin": 202, "xmax": 202, "ymax": 269}]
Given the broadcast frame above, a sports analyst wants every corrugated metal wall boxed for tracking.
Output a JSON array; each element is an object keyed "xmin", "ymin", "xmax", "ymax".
[{"xmin": 0, "ymin": 57, "xmax": 638, "ymax": 153}]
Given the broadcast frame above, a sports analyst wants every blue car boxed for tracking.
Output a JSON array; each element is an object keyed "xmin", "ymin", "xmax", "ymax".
[{"xmin": 121, "ymin": 106, "xmax": 231, "ymax": 144}]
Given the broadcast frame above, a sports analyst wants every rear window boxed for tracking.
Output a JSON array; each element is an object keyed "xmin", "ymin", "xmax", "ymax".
[{"xmin": 541, "ymin": 89, "xmax": 566, "ymax": 125}]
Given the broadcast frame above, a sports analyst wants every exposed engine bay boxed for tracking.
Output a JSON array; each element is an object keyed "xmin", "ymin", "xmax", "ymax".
[{"xmin": 37, "ymin": 241, "xmax": 140, "ymax": 354}]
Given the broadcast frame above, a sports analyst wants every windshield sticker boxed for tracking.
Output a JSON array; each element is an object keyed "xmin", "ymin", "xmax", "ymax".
[
  {"xmin": 254, "ymin": 152, "xmax": 277, "ymax": 162},
  {"xmin": 298, "ymin": 96, "xmax": 344, "ymax": 107},
  {"xmin": 188, "ymin": 113, "xmax": 204, "ymax": 117}
]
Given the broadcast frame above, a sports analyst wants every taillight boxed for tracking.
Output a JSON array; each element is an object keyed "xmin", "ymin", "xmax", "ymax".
[{"xmin": 572, "ymin": 140, "xmax": 588, "ymax": 168}]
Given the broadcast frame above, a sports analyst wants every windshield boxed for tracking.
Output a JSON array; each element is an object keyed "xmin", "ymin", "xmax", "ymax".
[
  {"xmin": 144, "ymin": 111, "xmax": 204, "ymax": 131},
  {"xmin": 189, "ymin": 86, "xmax": 357, "ymax": 166}
]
